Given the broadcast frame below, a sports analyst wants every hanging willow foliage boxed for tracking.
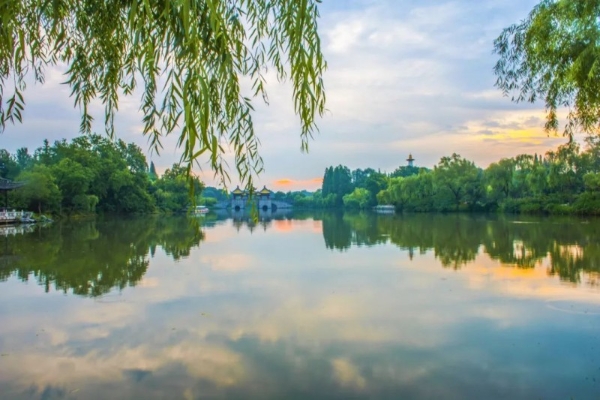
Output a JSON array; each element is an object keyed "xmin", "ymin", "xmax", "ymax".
[
  {"xmin": 0, "ymin": 0, "xmax": 327, "ymax": 188},
  {"xmin": 494, "ymin": 0, "xmax": 600, "ymax": 139}
]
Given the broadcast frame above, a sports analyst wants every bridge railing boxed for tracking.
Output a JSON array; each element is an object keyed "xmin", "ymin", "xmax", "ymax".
[{"xmin": 0, "ymin": 210, "xmax": 30, "ymax": 221}]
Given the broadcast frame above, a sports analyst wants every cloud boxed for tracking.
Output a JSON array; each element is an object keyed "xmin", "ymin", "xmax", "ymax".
[
  {"xmin": 272, "ymin": 178, "xmax": 323, "ymax": 191},
  {"xmin": 331, "ymin": 358, "xmax": 367, "ymax": 390},
  {"xmin": 0, "ymin": 0, "xmax": 558, "ymax": 187}
]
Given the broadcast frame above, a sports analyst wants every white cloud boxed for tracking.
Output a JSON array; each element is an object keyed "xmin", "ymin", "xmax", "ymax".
[{"xmin": 0, "ymin": 0, "xmax": 560, "ymax": 191}]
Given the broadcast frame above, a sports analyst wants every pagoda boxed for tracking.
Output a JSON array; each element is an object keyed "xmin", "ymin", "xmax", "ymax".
[{"xmin": 406, "ymin": 154, "xmax": 415, "ymax": 168}]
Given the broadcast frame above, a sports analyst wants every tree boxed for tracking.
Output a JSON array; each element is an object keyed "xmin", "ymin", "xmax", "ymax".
[
  {"xmin": 364, "ymin": 172, "xmax": 388, "ymax": 204},
  {"xmin": 154, "ymin": 164, "xmax": 203, "ymax": 212},
  {"xmin": 52, "ymin": 158, "xmax": 93, "ymax": 211},
  {"xmin": 343, "ymin": 188, "xmax": 371, "ymax": 209},
  {"xmin": 15, "ymin": 148, "xmax": 32, "ymax": 170},
  {"xmin": 13, "ymin": 166, "xmax": 61, "ymax": 214},
  {"xmin": 149, "ymin": 162, "xmax": 158, "ymax": 182},
  {"xmin": 494, "ymin": 0, "xmax": 600, "ymax": 137},
  {"xmin": 433, "ymin": 154, "xmax": 481, "ymax": 211},
  {"xmin": 0, "ymin": 149, "xmax": 19, "ymax": 179},
  {"xmin": 321, "ymin": 165, "xmax": 354, "ymax": 207},
  {"xmin": 485, "ymin": 158, "xmax": 516, "ymax": 201},
  {"xmin": 0, "ymin": 1, "xmax": 326, "ymax": 187}
]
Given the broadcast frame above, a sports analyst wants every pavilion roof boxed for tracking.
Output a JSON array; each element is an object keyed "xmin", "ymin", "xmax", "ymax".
[
  {"xmin": 0, "ymin": 178, "xmax": 25, "ymax": 191},
  {"xmin": 259, "ymin": 186, "xmax": 272, "ymax": 195},
  {"xmin": 231, "ymin": 186, "xmax": 244, "ymax": 195}
]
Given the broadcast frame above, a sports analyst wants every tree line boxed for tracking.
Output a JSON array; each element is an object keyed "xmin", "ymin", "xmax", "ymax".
[
  {"xmin": 280, "ymin": 138, "xmax": 600, "ymax": 215},
  {"xmin": 0, "ymin": 135, "xmax": 203, "ymax": 214}
]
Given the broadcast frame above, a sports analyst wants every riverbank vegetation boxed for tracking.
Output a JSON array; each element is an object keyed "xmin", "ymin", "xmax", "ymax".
[
  {"xmin": 1, "ymin": 135, "xmax": 202, "ymax": 215},
  {"xmin": 284, "ymin": 138, "xmax": 600, "ymax": 215}
]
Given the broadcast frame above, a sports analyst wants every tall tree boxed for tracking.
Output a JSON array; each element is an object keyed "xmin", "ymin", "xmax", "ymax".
[
  {"xmin": 0, "ymin": 0, "xmax": 326, "ymax": 187},
  {"xmin": 149, "ymin": 162, "xmax": 158, "ymax": 182},
  {"xmin": 433, "ymin": 154, "xmax": 481, "ymax": 211},
  {"xmin": 494, "ymin": 0, "xmax": 600, "ymax": 137}
]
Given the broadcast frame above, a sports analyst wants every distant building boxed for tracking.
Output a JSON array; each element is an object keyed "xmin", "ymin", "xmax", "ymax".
[
  {"xmin": 230, "ymin": 185, "xmax": 275, "ymax": 211},
  {"xmin": 407, "ymin": 154, "xmax": 415, "ymax": 168}
]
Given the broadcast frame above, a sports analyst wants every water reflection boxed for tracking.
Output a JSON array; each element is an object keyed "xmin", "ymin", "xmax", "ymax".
[
  {"xmin": 1, "ymin": 213, "xmax": 599, "ymax": 399},
  {"xmin": 0, "ymin": 217, "xmax": 204, "ymax": 296},
  {"xmin": 320, "ymin": 212, "xmax": 600, "ymax": 285}
]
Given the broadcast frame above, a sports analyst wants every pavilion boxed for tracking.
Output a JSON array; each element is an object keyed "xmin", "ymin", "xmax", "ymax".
[{"xmin": 0, "ymin": 178, "xmax": 25, "ymax": 210}]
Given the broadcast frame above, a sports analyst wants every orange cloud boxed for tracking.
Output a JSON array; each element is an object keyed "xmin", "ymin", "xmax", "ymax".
[{"xmin": 272, "ymin": 178, "xmax": 323, "ymax": 191}]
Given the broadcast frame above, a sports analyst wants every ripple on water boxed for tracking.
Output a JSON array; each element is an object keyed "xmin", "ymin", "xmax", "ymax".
[{"xmin": 546, "ymin": 299, "xmax": 600, "ymax": 316}]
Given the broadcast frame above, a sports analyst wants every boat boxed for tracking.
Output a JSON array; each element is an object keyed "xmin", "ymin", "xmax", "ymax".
[
  {"xmin": 193, "ymin": 205, "xmax": 210, "ymax": 215},
  {"xmin": 373, "ymin": 205, "xmax": 396, "ymax": 214}
]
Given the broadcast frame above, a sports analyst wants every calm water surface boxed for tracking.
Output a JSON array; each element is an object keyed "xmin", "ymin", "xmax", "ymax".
[{"xmin": 1, "ymin": 212, "xmax": 600, "ymax": 399}]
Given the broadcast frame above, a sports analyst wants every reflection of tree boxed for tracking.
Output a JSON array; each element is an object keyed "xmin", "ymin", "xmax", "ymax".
[
  {"xmin": 322, "ymin": 212, "xmax": 600, "ymax": 285},
  {"xmin": 321, "ymin": 212, "xmax": 352, "ymax": 251},
  {"xmin": 481, "ymin": 218, "xmax": 553, "ymax": 269},
  {"xmin": 151, "ymin": 218, "xmax": 205, "ymax": 260},
  {"xmin": 1, "ymin": 217, "xmax": 205, "ymax": 296}
]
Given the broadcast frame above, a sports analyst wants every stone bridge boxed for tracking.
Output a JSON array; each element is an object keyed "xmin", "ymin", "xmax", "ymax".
[
  {"xmin": 213, "ymin": 186, "xmax": 292, "ymax": 211},
  {"xmin": 214, "ymin": 198, "xmax": 292, "ymax": 211}
]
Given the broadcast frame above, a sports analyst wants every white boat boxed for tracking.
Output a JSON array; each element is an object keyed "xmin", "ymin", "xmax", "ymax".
[
  {"xmin": 193, "ymin": 205, "xmax": 209, "ymax": 215},
  {"xmin": 373, "ymin": 205, "xmax": 396, "ymax": 214}
]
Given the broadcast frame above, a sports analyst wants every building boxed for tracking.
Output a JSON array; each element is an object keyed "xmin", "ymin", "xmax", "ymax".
[
  {"xmin": 407, "ymin": 154, "xmax": 415, "ymax": 168},
  {"xmin": 230, "ymin": 185, "xmax": 274, "ymax": 211}
]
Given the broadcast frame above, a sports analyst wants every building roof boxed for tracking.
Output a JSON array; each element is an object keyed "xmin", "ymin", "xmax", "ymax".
[
  {"xmin": 231, "ymin": 186, "xmax": 244, "ymax": 195},
  {"xmin": 259, "ymin": 186, "xmax": 272, "ymax": 195},
  {"xmin": 406, "ymin": 153, "xmax": 415, "ymax": 161},
  {"xmin": 0, "ymin": 178, "xmax": 25, "ymax": 191}
]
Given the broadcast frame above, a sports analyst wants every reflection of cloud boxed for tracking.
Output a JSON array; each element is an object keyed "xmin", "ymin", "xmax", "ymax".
[
  {"xmin": 3, "ymin": 216, "xmax": 600, "ymax": 398},
  {"xmin": 460, "ymin": 254, "xmax": 600, "ymax": 304},
  {"xmin": 273, "ymin": 220, "xmax": 293, "ymax": 232},
  {"xmin": 138, "ymin": 277, "xmax": 160, "ymax": 288},
  {"xmin": 272, "ymin": 219, "xmax": 324, "ymax": 234},
  {"xmin": 200, "ymin": 254, "xmax": 255, "ymax": 272},
  {"xmin": 2, "ymin": 341, "xmax": 245, "ymax": 394},
  {"xmin": 331, "ymin": 358, "xmax": 366, "ymax": 390}
]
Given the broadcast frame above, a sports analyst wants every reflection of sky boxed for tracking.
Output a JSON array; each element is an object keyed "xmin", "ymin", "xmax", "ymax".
[{"xmin": 1, "ymin": 218, "xmax": 600, "ymax": 399}]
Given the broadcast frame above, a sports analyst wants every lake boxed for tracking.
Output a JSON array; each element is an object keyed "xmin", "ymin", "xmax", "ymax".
[{"xmin": 1, "ymin": 212, "xmax": 599, "ymax": 399}]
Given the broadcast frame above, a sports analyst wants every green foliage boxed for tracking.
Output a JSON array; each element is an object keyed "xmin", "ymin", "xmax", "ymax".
[
  {"xmin": 11, "ymin": 165, "xmax": 61, "ymax": 214},
  {"xmin": 390, "ymin": 166, "xmax": 423, "ymax": 178},
  {"xmin": 375, "ymin": 140, "xmax": 600, "ymax": 215},
  {"xmin": 485, "ymin": 158, "xmax": 516, "ymax": 201},
  {"xmin": 148, "ymin": 162, "xmax": 158, "ymax": 182},
  {"xmin": 0, "ymin": 0, "xmax": 326, "ymax": 187},
  {"xmin": 343, "ymin": 188, "xmax": 371, "ymax": 209},
  {"xmin": 320, "ymin": 166, "xmax": 389, "ymax": 208},
  {"xmin": 0, "ymin": 149, "xmax": 20, "ymax": 179},
  {"xmin": 584, "ymin": 172, "xmax": 600, "ymax": 192},
  {"xmin": 3, "ymin": 134, "xmax": 206, "ymax": 215},
  {"xmin": 153, "ymin": 164, "xmax": 203, "ymax": 213},
  {"xmin": 322, "ymin": 165, "xmax": 353, "ymax": 207},
  {"xmin": 202, "ymin": 186, "xmax": 229, "ymax": 202},
  {"xmin": 494, "ymin": 0, "xmax": 600, "ymax": 137}
]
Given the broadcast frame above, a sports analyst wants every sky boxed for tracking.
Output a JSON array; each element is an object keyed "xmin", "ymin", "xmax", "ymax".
[{"xmin": 0, "ymin": 0, "xmax": 570, "ymax": 192}]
